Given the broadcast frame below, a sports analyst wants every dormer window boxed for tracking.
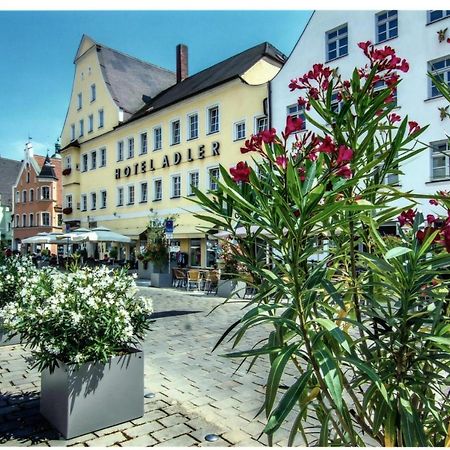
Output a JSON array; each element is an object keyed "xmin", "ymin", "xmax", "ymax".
[{"xmin": 77, "ymin": 93, "xmax": 82, "ymax": 110}]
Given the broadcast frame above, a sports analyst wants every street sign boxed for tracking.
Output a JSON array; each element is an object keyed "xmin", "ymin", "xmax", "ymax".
[{"xmin": 165, "ymin": 219, "xmax": 174, "ymax": 234}]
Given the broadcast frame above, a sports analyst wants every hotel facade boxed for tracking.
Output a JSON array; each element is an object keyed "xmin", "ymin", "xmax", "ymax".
[
  {"xmin": 60, "ymin": 35, "xmax": 285, "ymax": 266},
  {"xmin": 271, "ymin": 10, "xmax": 450, "ymax": 220}
]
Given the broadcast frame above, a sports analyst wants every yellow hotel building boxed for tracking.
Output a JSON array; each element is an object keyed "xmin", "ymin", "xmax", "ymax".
[{"xmin": 60, "ymin": 35, "xmax": 285, "ymax": 266}]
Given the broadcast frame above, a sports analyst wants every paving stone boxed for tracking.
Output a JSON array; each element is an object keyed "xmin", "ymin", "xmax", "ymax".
[
  {"xmin": 222, "ymin": 429, "xmax": 253, "ymax": 445},
  {"xmin": 158, "ymin": 413, "xmax": 188, "ymax": 427},
  {"xmin": 119, "ymin": 434, "xmax": 158, "ymax": 446},
  {"xmin": 123, "ymin": 421, "xmax": 164, "ymax": 439},
  {"xmin": 85, "ymin": 431, "xmax": 127, "ymax": 446},
  {"xmin": 93, "ymin": 421, "xmax": 131, "ymax": 437},
  {"xmin": 48, "ymin": 432, "xmax": 97, "ymax": 447},
  {"xmin": 154, "ymin": 434, "xmax": 198, "ymax": 447},
  {"xmin": 151, "ymin": 423, "xmax": 192, "ymax": 442}
]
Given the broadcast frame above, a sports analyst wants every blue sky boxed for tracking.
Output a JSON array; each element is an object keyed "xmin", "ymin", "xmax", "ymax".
[{"xmin": 0, "ymin": 10, "xmax": 312, "ymax": 161}]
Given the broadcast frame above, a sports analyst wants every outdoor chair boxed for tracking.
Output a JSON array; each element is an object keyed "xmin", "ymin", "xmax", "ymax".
[
  {"xmin": 173, "ymin": 268, "xmax": 186, "ymax": 288},
  {"xmin": 186, "ymin": 269, "xmax": 201, "ymax": 291},
  {"xmin": 204, "ymin": 270, "xmax": 220, "ymax": 295},
  {"xmin": 243, "ymin": 274, "xmax": 257, "ymax": 299}
]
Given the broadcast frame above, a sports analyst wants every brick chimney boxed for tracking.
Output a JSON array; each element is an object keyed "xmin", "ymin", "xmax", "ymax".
[{"xmin": 176, "ymin": 44, "xmax": 188, "ymax": 83}]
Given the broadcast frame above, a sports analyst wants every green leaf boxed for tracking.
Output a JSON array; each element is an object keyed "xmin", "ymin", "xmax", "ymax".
[
  {"xmin": 319, "ymin": 411, "xmax": 331, "ymax": 446},
  {"xmin": 264, "ymin": 369, "xmax": 312, "ymax": 435},
  {"xmin": 384, "ymin": 246, "xmax": 412, "ymax": 260},
  {"xmin": 313, "ymin": 318, "xmax": 352, "ymax": 354},
  {"xmin": 265, "ymin": 343, "xmax": 299, "ymax": 416}
]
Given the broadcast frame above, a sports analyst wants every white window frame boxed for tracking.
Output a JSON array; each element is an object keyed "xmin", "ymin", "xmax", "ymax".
[
  {"xmin": 29, "ymin": 213, "xmax": 34, "ymax": 227},
  {"xmin": 22, "ymin": 214, "xmax": 27, "ymax": 227},
  {"xmin": 15, "ymin": 191, "xmax": 19, "ymax": 203},
  {"xmin": 71, "ymin": 124, "xmax": 75, "ymax": 141},
  {"xmin": 117, "ymin": 140, "xmax": 124, "ymax": 162},
  {"xmin": 326, "ymin": 23, "xmax": 348, "ymax": 62},
  {"xmin": 127, "ymin": 184, "xmax": 135, "ymax": 205},
  {"xmin": 431, "ymin": 140, "xmax": 450, "ymax": 180},
  {"xmin": 286, "ymin": 104, "xmax": 307, "ymax": 132},
  {"xmin": 42, "ymin": 212, "xmax": 51, "ymax": 227},
  {"xmin": 100, "ymin": 190, "xmax": 107, "ymax": 209},
  {"xmin": 153, "ymin": 126, "xmax": 162, "ymax": 151},
  {"xmin": 90, "ymin": 83, "xmax": 96, "ymax": 102},
  {"xmin": 41, "ymin": 186, "xmax": 50, "ymax": 200},
  {"xmin": 65, "ymin": 156, "xmax": 72, "ymax": 169},
  {"xmin": 91, "ymin": 150, "xmax": 97, "ymax": 170},
  {"xmin": 90, "ymin": 192, "xmax": 97, "ymax": 210},
  {"xmin": 375, "ymin": 10, "xmax": 398, "ymax": 44},
  {"xmin": 15, "ymin": 215, "xmax": 19, "ymax": 227},
  {"xmin": 22, "ymin": 190, "xmax": 27, "ymax": 203},
  {"xmin": 81, "ymin": 194, "xmax": 87, "ymax": 212},
  {"xmin": 427, "ymin": 10, "xmax": 450, "ymax": 24},
  {"xmin": 140, "ymin": 132, "xmax": 148, "ymax": 155},
  {"xmin": 29, "ymin": 188, "xmax": 34, "ymax": 202},
  {"xmin": 140, "ymin": 182, "xmax": 148, "ymax": 203},
  {"xmin": 81, "ymin": 153, "xmax": 88, "ymax": 172},
  {"xmin": 171, "ymin": 174, "xmax": 182, "ymax": 199},
  {"xmin": 127, "ymin": 137, "xmax": 135, "ymax": 159},
  {"xmin": 187, "ymin": 170, "xmax": 199, "ymax": 196},
  {"xmin": 429, "ymin": 56, "xmax": 450, "ymax": 99},
  {"xmin": 234, "ymin": 120, "xmax": 246, "ymax": 141},
  {"xmin": 117, "ymin": 187, "xmax": 124, "ymax": 207},
  {"xmin": 207, "ymin": 105, "xmax": 220, "ymax": 134},
  {"xmin": 88, "ymin": 114, "xmax": 94, "ymax": 133},
  {"xmin": 65, "ymin": 194, "xmax": 73, "ymax": 209},
  {"xmin": 208, "ymin": 166, "xmax": 220, "ymax": 191},
  {"xmin": 99, "ymin": 147, "xmax": 107, "ymax": 167},
  {"xmin": 153, "ymin": 178, "xmax": 163, "ymax": 201},
  {"xmin": 98, "ymin": 109, "xmax": 104, "ymax": 128},
  {"xmin": 77, "ymin": 92, "xmax": 82, "ymax": 110},
  {"xmin": 171, "ymin": 119, "xmax": 181, "ymax": 145},
  {"xmin": 79, "ymin": 119, "xmax": 84, "ymax": 137},
  {"xmin": 255, "ymin": 116, "xmax": 268, "ymax": 134},
  {"xmin": 187, "ymin": 112, "xmax": 199, "ymax": 140}
]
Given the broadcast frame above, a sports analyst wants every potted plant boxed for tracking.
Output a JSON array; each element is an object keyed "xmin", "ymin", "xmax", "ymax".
[
  {"xmin": 216, "ymin": 239, "xmax": 247, "ymax": 298},
  {"xmin": 62, "ymin": 168, "xmax": 72, "ymax": 176},
  {"xmin": 0, "ymin": 255, "xmax": 37, "ymax": 345},
  {"xmin": 62, "ymin": 207, "xmax": 73, "ymax": 215},
  {"xmin": 1, "ymin": 265, "xmax": 153, "ymax": 439}
]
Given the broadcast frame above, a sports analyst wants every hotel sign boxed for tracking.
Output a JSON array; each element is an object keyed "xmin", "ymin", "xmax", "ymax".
[{"xmin": 115, "ymin": 141, "xmax": 220, "ymax": 180}]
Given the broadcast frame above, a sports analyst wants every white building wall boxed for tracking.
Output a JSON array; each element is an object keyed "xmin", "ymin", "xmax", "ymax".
[{"xmin": 271, "ymin": 10, "xmax": 450, "ymax": 216}]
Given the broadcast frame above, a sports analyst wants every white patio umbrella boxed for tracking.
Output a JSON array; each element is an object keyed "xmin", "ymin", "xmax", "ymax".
[
  {"xmin": 85, "ymin": 227, "xmax": 131, "ymax": 243},
  {"xmin": 214, "ymin": 225, "xmax": 274, "ymax": 239},
  {"xmin": 21, "ymin": 232, "xmax": 50, "ymax": 244},
  {"xmin": 57, "ymin": 228, "xmax": 91, "ymax": 243}
]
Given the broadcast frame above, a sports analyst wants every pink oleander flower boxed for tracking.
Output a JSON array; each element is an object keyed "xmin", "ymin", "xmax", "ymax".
[
  {"xmin": 388, "ymin": 113, "xmax": 401, "ymax": 124},
  {"xmin": 427, "ymin": 214, "xmax": 437, "ymax": 224},
  {"xmin": 336, "ymin": 165, "xmax": 352, "ymax": 179},
  {"xmin": 230, "ymin": 161, "xmax": 251, "ymax": 183},
  {"xmin": 275, "ymin": 155, "xmax": 288, "ymax": 170},
  {"xmin": 282, "ymin": 115, "xmax": 304, "ymax": 140},
  {"xmin": 429, "ymin": 199, "xmax": 439, "ymax": 206},
  {"xmin": 316, "ymin": 135, "xmax": 336, "ymax": 154},
  {"xmin": 240, "ymin": 134, "xmax": 263, "ymax": 155},
  {"xmin": 398, "ymin": 209, "xmax": 416, "ymax": 227},
  {"xmin": 260, "ymin": 128, "xmax": 277, "ymax": 144},
  {"xmin": 408, "ymin": 121, "xmax": 420, "ymax": 135},
  {"xmin": 336, "ymin": 145, "xmax": 354, "ymax": 165}
]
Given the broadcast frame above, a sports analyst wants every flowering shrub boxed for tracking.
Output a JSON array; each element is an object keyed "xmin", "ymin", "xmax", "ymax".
[
  {"xmin": 0, "ymin": 266, "xmax": 152, "ymax": 372},
  {"xmin": 193, "ymin": 42, "xmax": 450, "ymax": 446}
]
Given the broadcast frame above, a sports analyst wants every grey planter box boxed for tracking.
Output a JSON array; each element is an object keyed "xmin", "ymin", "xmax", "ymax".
[
  {"xmin": 0, "ymin": 322, "xmax": 21, "ymax": 346},
  {"xmin": 137, "ymin": 260, "xmax": 152, "ymax": 279},
  {"xmin": 217, "ymin": 279, "xmax": 246, "ymax": 298},
  {"xmin": 40, "ymin": 348, "xmax": 144, "ymax": 439},
  {"xmin": 150, "ymin": 272, "xmax": 172, "ymax": 288}
]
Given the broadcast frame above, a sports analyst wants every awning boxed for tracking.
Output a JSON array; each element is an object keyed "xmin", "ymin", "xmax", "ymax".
[{"xmin": 173, "ymin": 224, "xmax": 205, "ymax": 239}]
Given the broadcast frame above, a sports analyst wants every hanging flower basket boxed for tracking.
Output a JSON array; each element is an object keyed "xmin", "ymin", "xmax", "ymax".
[
  {"xmin": 62, "ymin": 168, "xmax": 72, "ymax": 176},
  {"xmin": 62, "ymin": 207, "xmax": 73, "ymax": 215}
]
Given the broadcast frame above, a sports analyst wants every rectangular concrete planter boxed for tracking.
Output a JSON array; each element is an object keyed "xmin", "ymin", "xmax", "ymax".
[
  {"xmin": 150, "ymin": 272, "xmax": 172, "ymax": 288},
  {"xmin": 40, "ymin": 348, "xmax": 144, "ymax": 439},
  {"xmin": 217, "ymin": 279, "xmax": 246, "ymax": 298},
  {"xmin": 0, "ymin": 322, "xmax": 21, "ymax": 346}
]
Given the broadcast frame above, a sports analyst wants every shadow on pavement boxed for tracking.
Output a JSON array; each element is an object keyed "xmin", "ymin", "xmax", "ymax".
[
  {"xmin": 0, "ymin": 391, "xmax": 60, "ymax": 445},
  {"xmin": 150, "ymin": 310, "xmax": 203, "ymax": 319}
]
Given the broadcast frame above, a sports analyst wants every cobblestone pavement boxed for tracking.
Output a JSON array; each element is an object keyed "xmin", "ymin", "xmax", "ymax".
[{"xmin": 0, "ymin": 286, "xmax": 315, "ymax": 447}]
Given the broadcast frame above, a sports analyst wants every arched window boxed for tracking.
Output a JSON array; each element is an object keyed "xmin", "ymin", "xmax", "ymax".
[
  {"xmin": 29, "ymin": 214, "xmax": 34, "ymax": 227},
  {"xmin": 29, "ymin": 189, "xmax": 34, "ymax": 202},
  {"xmin": 22, "ymin": 214, "xmax": 27, "ymax": 227},
  {"xmin": 16, "ymin": 191, "xmax": 20, "ymax": 203},
  {"xmin": 22, "ymin": 190, "xmax": 27, "ymax": 203},
  {"xmin": 26, "ymin": 172, "xmax": 30, "ymax": 183},
  {"xmin": 15, "ymin": 215, "xmax": 19, "ymax": 227}
]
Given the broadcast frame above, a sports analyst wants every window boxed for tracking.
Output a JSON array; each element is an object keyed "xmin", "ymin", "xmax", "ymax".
[
  {"xmin": 79, "ymin": 119, "xmax": 84, "ymax": 137},
  {"xmin": 376, "ymin": 11, "xmax": 398, "ymax": 43},
  {"xmin": 127, "ymin": 137, "xmax": 134, "ymax": 159},
  {"xmin": 373, "ymin": 80, "xmax": 397, "ymax": 106},
  {"xmin": 66, "ymin": 194, "xmax": 73, "ymax": 209},
  {"xmin": 431, "ymin": 140, "xmax": 450, "ymax": 180},
  {"xmin": 188, "ymin": 113, "xmax": 199, "ymax": 140},
  {"xmin": 428, "ymin": 10, "xmax": 450, "ymax": 24},
  {"xmin": 127, "ymin": 185, "xmax": 135, "ymax": 205},
  {"xmin": 42, "ymin": 213, "xmax": 50, "ymax": 227},
  {"xmin": 41, "ymin": 186, "xmax": 50, "ymax": 200},
  {"xmin": 98, "ymin": 109, "xmax": 104, "ymax": 128},
  {"xmin": 189, "ymin": 238, "xmax": 201, "ymax": 267},
  {"xmin": 81, "ymin": 194, "xmax": 87, "ymax": 211},
  {"xmin": 140, "ymin": 182, "xmax": 148, "ymax": 203},
  {"xmin": 154, "ymin": 179, "xmax": 162, "ymax": 201},
  {"xmin": 29, "ymin": 189, "xmax": 34, "ymax": 202},
  {"xmin": 88, "ymin": 114, "xmax": 94, "ymax": 133},
  {"xmin": 208, "ymin": 106, "xmax": 219, "ymax": 134},
  {"xmin": 26, "ymin": 172, "xmax": 30, "ymax": 183},
  {"xmin": 77, "ymin": 93, "xmax": 82, "ymax": 110},
  {"xmin": 71, "ymin": 124, "xmax": 75, "ymax": 141},
  {"xmin": 171, "ymin": 175, "xmax": 181, "ymax": 198},
  {"xmin": 29, "ymin": 214, "xmax": 34, "ymax": 227},
  {"xmin": 91, "ymin": 151, "xmax": 97, "ymax": 170},
  {"xmin": 429, "ymin": 56, "xmax": 450, "ymax": 98},
  {"xmin": 117, "ymin": 141, "xmax": 124, "ymax": 161},
  {"xmin": 22, "ymin": 214, "xmax": 27, "ymax": 227},
  {"xmin": 57, "ymin": 214, "xmax": 63, "ymax": 227},
  {"xmin": 208, "ymin": 167, "xmax": 220, "ymax": 191},
  {"xmin": 256, "ymin": 116, "xmax": 268, "ymax": 133},
  {"xmin": 153, "ymin": 127, "xmax": 162, "ymax": 150},
  {"xmin": 326, "ymin": 24, "xmax": 348, "ymax": 61},
  {"xmin": 15, "ymin": 191, "xmax": 19, "ymax": 203},
  {"xmin": 100, "ymin": 190, "xmax": 107, "ymax": 209},
  {"xmin": 82, "ymin": 154, "xmax": 88, "ymax": 172},
  {"xmin": 188, "ymin": 171, "xmax": 199, "ymax": 196},
  {"xmin": 91, "ymin": 192, "xmax": 97, "ymax": 210},
  {"xmin": 15, "ymin": 215, "xmax": 19, "ymax": 228},
  {"xmin": 171, "ymin": 120, "xmax": 181, "ymax": 145},
  {"xmin": 117, "ymin": 187, "xmax": 124, "ymax": 206},
  {"xmin": 100, "ymin": 147, "xmax": 106, "ymax": 167},
  {"xmin": 65, "ymin": 156, "xmax": 72, "ymax": 169},
  {"xmin": 90, "ymin": 84, "xmax": 96, "ymax": 102},
  {"xmin": 287, "ymin": 104, "xmax": 306, "ymax": 131},
  {"xmin": 234, "ymin": 121, "xmax": 246, "ymax": 140},
  {"xmin": 140, "ymin": 132, "xmax": 148, "ymax": 155},
  {"xmin": 22, "ymin": 190, "xmax": 27, "ymax": 203},
  {"xmin": 331, "ymin": 91, "xmax": 343, "ymax": 113}
]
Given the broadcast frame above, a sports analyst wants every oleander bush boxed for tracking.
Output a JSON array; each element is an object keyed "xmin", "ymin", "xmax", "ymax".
[{"xmin": 193, "ymin": 42, "xmax": 450, "ymax": 446}]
